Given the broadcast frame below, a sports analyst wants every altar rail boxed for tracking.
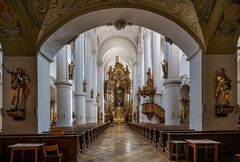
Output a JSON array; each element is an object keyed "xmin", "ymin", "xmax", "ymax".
[{"xmin": 0, "ymin": 122, "xmax": 110, "ymax": 162}]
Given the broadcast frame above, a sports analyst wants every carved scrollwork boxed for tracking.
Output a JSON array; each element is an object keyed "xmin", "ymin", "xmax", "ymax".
[
  {"xmin": 138, "ymin": 68, "xmax": 156, "ymax": 100},
  {"xmin": 192, "ymin": 0, "xmax": 215, "ymax": 25},
  {"xmin": 22, "ymin": 0, "xmax": 51, "ymax": 27},
  {"xmin": 215, "ymin": 3, "xmax": 240, "ymax": 36},
  {"xmin": 0, "ymin": 1, "xmax": 24, "ymax": 39},
  {"xmin": 21, "ymin": 0, "xmax": 202, "ymax": 45}
]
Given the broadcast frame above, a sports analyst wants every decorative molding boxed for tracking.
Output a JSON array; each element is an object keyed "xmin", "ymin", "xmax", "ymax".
[
  {"xmin": 22, "ymin": 0, "xmax": 51, "ymax": 27},
  {"xmin": 215, "ymin": 3, "xmax": 240, "ymax": 36},
  {"xmin": 39, "ymin": 50, "xmax": 54, "ymax": 63},
  {"xmin": 192, "ymin": 0, "xmax": 215, "ymax": 25},
  {"xmin": 20, "ymin": 0, "xmax": 203, "ymax": 44},
  {"xmin": 0, "ymin": 1, "xmax": 24, "ymax": 40}
]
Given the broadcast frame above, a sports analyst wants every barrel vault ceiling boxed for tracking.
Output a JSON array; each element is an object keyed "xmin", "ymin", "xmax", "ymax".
[{"xmin": 0, "ymin": 0, "xmax": 239, "ymax": 56}]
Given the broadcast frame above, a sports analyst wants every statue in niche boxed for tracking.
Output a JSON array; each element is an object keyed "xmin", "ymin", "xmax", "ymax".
[
  {"xmin": 91, "ymin": 88, "xmax": 94, "ymax": 99},
  {"xmin": 96, "ymin": 90, "xmax": 100, "ymax": 104},
  {"xmin": 180, "ymin": 96, "xmax": 189, "ymax": 124},
  {"xmin": 68, "ymin": 61, "xmax": 74, "ymax": 80},
  {"xmin": 215, "ymin": 68, "xmax": 234, "ymax": 117},
  {"xmin": 2, "ymin": 65, "xmax": 30, "ymax": 120},
  {"xmin": 161, "ymin": 60, "xmax": 168, "ymax": 79},
  {"xmin": 83, "ymin": 79, "xmax": 87, "ymax": 92}
]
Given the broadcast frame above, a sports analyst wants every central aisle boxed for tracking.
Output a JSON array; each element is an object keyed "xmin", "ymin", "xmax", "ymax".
[{"xmin": 82, "ymin": 125, "xmax": 169, "ymax": 162}]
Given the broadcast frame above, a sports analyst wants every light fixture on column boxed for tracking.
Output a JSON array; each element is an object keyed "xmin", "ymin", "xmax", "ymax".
[{"xmin": 107, "ymin": 20, "xmax": 132, "ymax": 31}]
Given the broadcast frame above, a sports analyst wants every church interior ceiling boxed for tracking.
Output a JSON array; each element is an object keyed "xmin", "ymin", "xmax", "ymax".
[{"xmin": 0, "ymin": 0, "xmax": 239, "ymax": 56}]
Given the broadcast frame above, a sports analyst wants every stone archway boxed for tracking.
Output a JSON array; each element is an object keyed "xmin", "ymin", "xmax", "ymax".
[{"xmin": 2, "ymin": 1, "xmax": 207, "ymax": 133}]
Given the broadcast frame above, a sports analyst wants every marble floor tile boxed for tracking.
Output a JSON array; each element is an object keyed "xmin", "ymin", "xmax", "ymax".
[{"xmin": 81, "ymin": 125, "xmax": 172, "ymax": 162}]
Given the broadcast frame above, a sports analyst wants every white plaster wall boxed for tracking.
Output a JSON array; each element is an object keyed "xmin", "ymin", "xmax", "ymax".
[
  {"xmin": 3, "ymin": 57, "xmax": 37, "ymax": 134},
  {"xmin": 189, "ymin": 50, "xmax": 203, "ymax": 131},
  {"xmin": 179, "ymin": 51, "xmax": 189, "ymax": 77},
  {"xmin": 37, "ymin": 55, "xmax": 51, "ymax": 133},
  {"xmin": 204, "ymin": 55, "xmax": 237, "ymax": 130},
  {"xmin": 50, "ymin": 56, "xmax": 56, "ymax": 78}
]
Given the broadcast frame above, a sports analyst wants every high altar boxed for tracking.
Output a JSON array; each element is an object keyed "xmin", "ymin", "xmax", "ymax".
[{"xmin": 104, "ymin": 57, "xmax": 132, "ymax": 124}]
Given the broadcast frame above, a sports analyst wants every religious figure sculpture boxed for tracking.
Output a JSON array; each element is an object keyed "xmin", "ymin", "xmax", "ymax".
[
  {"xmin": 215, "ymin": 68, "xmax": 234, "ymax": 117},
  {"xmin": 161, "ymin": 60, "xmax": 168, "ymax": 79},
  {"xmin": 96, "ymin": 90, "xmax": 100, "ymax": 104},
  {"xmin": 83, "ymin": 79, "xmax": 87, "ymax": 92},
  {"xmin": 2, "ymin": 65, "xmax": 30, "ymax": 120},
  {"xmin": 91, "ymin": 88, "xmax": 94, "ymax": 99},
  {"xmin": 68, "ymin": 61, "xmax": 74, "ymax": 80},
  {"xmin": 180, "ymin": 96, "xmax": 189, "ymax": 124}
]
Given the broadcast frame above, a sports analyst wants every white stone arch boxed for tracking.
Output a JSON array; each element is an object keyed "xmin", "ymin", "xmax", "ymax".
[
  {"xmin": 39, "ymin": 8, "xmax": 203, "ymax": 130},
  {"xmin": 41, "ymin": 8, "xmax": 199, "ymax": 60},
  {"xmin": 98, "ymin": 36, "xmax": 137, "ymax": 64}
]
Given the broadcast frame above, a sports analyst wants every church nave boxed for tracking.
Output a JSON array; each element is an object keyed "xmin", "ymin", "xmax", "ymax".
[{"xmin": 82, "ymin": 125, "xmax": 168, "ymax": 162}]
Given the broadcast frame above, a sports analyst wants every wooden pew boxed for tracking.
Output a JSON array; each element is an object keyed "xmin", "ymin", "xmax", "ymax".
[
  {"xmin": 0, "ymin": 134, "xmax": 80, "ymax": 162},
  {"xmin": 0, "ymin": 122, "xmax": 110, "ymax": 162},
  {"xmin": 165, "ymin": 130, "xmax": 240, "ymax": 161}
]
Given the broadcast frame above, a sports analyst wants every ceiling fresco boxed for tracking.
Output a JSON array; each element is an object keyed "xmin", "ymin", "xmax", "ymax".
[{"xmin": 0, "ymin": 0, "xmax": 239, "ymax": 56}]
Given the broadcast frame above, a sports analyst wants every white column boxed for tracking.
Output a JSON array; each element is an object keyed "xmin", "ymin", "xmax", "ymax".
[
  {"xmin": 98, "ymin": 62, "xmax": 105, "ymax": 123},
  {"xmin": 92, "ymin": 49, "xmax": 98, "ymax": 123},
  {"xmin": 163, "ymin": 44, "xmax": 181, "ymax": 125},
  {"xmin": 189, "ymin": 49, "xmax": 203, "ymax": 130},
  {"xmin": 74, "ymin": 34, "xmax": 86, "ymax": 125},
  {"xmin": 142, "ymin": 29, "xmax": 152, "ymax": 123},
  {"xmin": 143, "ymin": 29, "xmax": 152, "ymax": 81},
  {"xmin": 140, "ymin": 49, "xmax": 145, "ymax": 86},
  {"xmin": 152, "ymin": 32, "xmax": 162, "ymax": 123},
  {"xmin": 55, "ymin": 45, "xmax": 72, "ymax": 127},
  {"xmin": 85, "ymin": 33, "xmax": 93, "ymax": 123},
  {"xmin": 133, "ymin": 62, "xmax": 138, "ymax": 122},
  {"xmin": 139, "ymin": 47, "xmax": 145, "ymax": 123}
]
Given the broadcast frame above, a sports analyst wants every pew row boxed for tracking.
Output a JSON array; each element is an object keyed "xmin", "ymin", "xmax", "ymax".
[
  {"xmin": 0, "ymin": 122, "xmax": 110, "ymax": 162},
  {"xmin": 127, "ymin": 122, "xmax": 192, "ymax": 150}
]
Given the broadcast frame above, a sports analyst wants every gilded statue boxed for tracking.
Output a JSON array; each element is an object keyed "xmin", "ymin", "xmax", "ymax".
[
  {"xmin": 147, "ymin": 68, "xmax": 152, "ymax": 81},
  {"xmin": 91, "ymin": 88, "xmax": 94, "ymax": 99},
  {"xmin": 3, "ymin": 65, "xmax": 30, "ymax": 109},
  {"xmin": 96, "ymin": 90, "xmax": 100, "ymax": 104},
  {"xmin": 215, "ymin": 68, "xmax": 234, "ymax": 117},
  {"xmin": 180, "ymin": 96, "xmax": 189, "ymax": 124},
  {"xmin": 68, "ymin": 61, "xmax": 74, "ymax": 80},
  {"xmin": 161, "ymin": 60, "xmax": 168, "ymax": 79},
  {"xmin": 83, "ymin": 79, "xmax": 87, "ymax": 92}
]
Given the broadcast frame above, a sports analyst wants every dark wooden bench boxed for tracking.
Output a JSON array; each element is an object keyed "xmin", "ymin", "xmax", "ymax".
[
  {"xmin": 0, "ymin": 122, "xmax": 110, "ymax": 162},
  {"xmin": 0, "ymin": 134, "xmax": 80, "ymax": 162},
  {"xmin": 166, "ymin": 130, "xmax": 240, "ymax": 161}
]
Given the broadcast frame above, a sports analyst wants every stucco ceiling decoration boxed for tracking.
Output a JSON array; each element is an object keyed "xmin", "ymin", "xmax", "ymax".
[
  {"xmin": 129, "ymin": 0, "xmax": 204, "ymax": 43},
  {"xmin": 192, "ymin": 0, "xmax": 215, "ymax": 25},
  {"xmin": 22, "ymin": 0, "xmax": 51, "ymax": 27},
  {"xmin": 0, "ymin": 0, "xmax": 24, "ymax": 40},
  {"xmin": 215, "ymin": 3, "xmax": 240, "ymax": 36},
  {"xmin": 21, "ymin": 0, "xmax": 203, "ymax": 47}
]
